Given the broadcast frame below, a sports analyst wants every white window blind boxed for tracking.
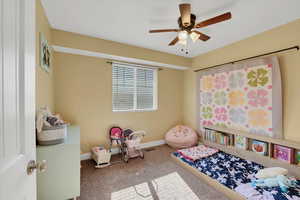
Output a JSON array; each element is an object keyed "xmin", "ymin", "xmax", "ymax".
[{"xmin": 112, "ymin": 63, "xmax": 157, "ymax": 112}]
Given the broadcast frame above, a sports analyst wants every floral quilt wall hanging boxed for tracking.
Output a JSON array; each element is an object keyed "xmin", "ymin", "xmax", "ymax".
[{"xmin": 199, "ymin": 56, "xmax": 282, "ymax": 139}]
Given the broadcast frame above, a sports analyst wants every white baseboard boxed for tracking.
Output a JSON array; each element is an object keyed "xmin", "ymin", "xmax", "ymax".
[
  {"xmin": 80, "ymin": 153, "xmax": 92, "ymax": 161},
  {"xmin": 80, "ymin": 139, "xmax": 165, "ymax": 161}
]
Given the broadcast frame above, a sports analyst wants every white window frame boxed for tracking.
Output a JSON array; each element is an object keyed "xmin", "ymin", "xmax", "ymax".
[{"xmin": 112, "ymin": 63, "xmax": 158, "ymax": 112}]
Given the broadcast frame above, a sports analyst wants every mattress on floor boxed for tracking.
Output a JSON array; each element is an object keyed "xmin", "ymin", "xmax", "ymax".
[{"xmin": 173, "ymin": 151, "xmax": 300, "ymax": 200}]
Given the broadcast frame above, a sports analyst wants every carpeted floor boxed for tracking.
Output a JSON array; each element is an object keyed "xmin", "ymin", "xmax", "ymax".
[{"xmin": 79, "ymin": 145, "xmax": 229, "ymax": 200}]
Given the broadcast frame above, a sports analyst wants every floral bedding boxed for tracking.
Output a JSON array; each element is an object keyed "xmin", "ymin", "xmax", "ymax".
[{"xmin": 173, "ymin": 151, "xmax": 300, "ymax": 200}]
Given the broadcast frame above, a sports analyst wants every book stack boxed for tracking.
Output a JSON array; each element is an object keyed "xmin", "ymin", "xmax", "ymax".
[{"xmin": 204, "ymin": 129, "xmax": 233, "ymax": 146}]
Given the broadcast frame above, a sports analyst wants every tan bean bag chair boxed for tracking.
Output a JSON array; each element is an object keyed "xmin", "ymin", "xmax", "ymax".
[{"xmin": 165, "ymin": 125, "xmax": 198, "ymax": 149}]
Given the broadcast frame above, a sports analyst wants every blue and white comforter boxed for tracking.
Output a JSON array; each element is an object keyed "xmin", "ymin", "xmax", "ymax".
[{"xmin": 173, "ymin": 151, "xmax": 300, "ymax": 200}]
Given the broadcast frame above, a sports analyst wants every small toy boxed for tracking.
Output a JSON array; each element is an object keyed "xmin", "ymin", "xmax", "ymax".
[
  {"xmin": 109, "ymin": 126, "xmax": 128, "ymax": 162},
  {"xmin": 124, "ymin": 130, "xmax": 145, "ymax": 159},
  {"xmin": 252, "ymin": 175, "xmax": 297, "ymax": 192},
  {"xmin": 109, "ymin": 126, "xmax": 146, "ymax": 163},
  {"xmin": 91, "ymin": 146, "xmax": 111, "ymax": 168}
]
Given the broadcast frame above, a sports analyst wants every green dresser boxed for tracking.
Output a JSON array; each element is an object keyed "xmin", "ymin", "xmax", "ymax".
[{"xmin": 37, "ymin": 126, "xmax": 80, "ymax": 200}]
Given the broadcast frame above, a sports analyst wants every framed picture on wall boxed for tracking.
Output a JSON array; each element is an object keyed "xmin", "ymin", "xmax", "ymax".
[{"xmin": 40, "ymin": 32, "xmax": 51, "ymax": 72}]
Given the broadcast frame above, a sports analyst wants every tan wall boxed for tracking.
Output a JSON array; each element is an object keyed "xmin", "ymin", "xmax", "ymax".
[
  {"xmin": 51, "ymin": 29, "xmax": 191, "ymax": 68},
  {"xmin": 183, "ymin": 18, "xmax": 300, "ymax": 142},
  {"xmin": 36, "ymin": 0, "xmax": 55, "ymax": 111},
  {"xmin": 37, "ymin": 1, "xmax": 300, "ymax": 151},
  {"xmin": 35, "ymin": 2, "xmax": 189, "ymax": 153},
  {"xmin": 54, "ymin": 52, "xmax": 184, "ymax": 153},
  {"xmin": 183, "ymin": 69, "xmax": 197, "ymax": 129}
]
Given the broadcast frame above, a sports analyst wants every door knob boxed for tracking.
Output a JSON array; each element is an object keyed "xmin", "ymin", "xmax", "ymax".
[{"xmin": 27, "ymin": 160, "xmax": 47, "ymax": 175}]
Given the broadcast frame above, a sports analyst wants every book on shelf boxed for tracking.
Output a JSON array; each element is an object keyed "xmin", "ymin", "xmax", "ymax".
[
  {"xmin": 235, "ymin": 135, "xmax": 248, "ymax": 150},
  {"xmin": 273, "ymin": 144, "xmax": 294, "ymax": 164},
  {"xmin": 296, "ymin": 150, "xmax": 300, "ymax": 166},
  {"xmin": 251, "ymin": 140, "xmax": 268, "ymax": 156},
  {"xmin": 204, "ymin": 129, "xmax": 233, "ymax": 146}
]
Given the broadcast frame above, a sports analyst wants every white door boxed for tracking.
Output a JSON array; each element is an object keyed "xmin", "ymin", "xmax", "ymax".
[{"xmin": 0, "ymin": 0, "xmax": 36, "ymax": 200}]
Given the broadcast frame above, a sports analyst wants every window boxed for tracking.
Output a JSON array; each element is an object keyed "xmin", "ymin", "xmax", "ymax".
[{"xmin": 112, "ymin": 63, "xmax": 158, "ymax": 112}]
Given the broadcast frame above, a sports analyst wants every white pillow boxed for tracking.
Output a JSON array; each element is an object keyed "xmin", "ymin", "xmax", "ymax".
[{"xmin": 255, "ymin": 167, "xmax": 288, "ymax": 179}]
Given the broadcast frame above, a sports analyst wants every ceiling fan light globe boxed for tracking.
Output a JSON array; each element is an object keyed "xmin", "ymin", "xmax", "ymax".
[
  {"xmin": 190, "ymin": 32, "xmax": 200, "ymax": 42},
  {"xmin": 178, "ymin": 39, "xmax": 187, "ymax": 46},
  {"xmin": 178, "ymin": 30, "xmax": 188, "ymax": 40}
]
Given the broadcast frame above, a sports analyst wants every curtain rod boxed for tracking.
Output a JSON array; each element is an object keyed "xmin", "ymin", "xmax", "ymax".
[
  {"xmin": 106, "ymin": 60, "xmax": 163, "ymax": 71},
  {"xmin": 194, "ymin": 45, "xmax": 299, "ymax": 72}
]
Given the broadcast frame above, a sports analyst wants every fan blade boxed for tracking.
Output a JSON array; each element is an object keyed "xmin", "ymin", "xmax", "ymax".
[
  {"xmin": 195, "ymin": 12, "xmax": 232, "ymax": 29},
  {"xmin": 149, "ymin": 29, "xmax": 179, "ymax": 33},
  {"xmin": 179, "ymin": 3, "xmax": 191, "ymax": 27},
  {"xmin": 168, "ymin": 37, "xmax": 179, "ymax": 46},
  {"xmin": 192, "ymin": 30, "xmax": 210, "ymax": 41}
]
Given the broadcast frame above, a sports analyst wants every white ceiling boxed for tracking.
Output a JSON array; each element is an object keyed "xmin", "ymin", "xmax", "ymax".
[{"xmin": 41, "ymin": 0, "xmax": 300, "ymax": 58}]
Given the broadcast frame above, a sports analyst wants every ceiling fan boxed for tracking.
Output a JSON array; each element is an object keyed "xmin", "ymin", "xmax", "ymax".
[{"xmin": 149, "ymin": 3, "xmax": 232, "ymax": 46}]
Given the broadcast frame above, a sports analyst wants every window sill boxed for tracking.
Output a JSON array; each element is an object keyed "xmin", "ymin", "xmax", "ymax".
[{"xmin": 112, "ymin": 108, "xmax": 158, "ymax": 113}]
